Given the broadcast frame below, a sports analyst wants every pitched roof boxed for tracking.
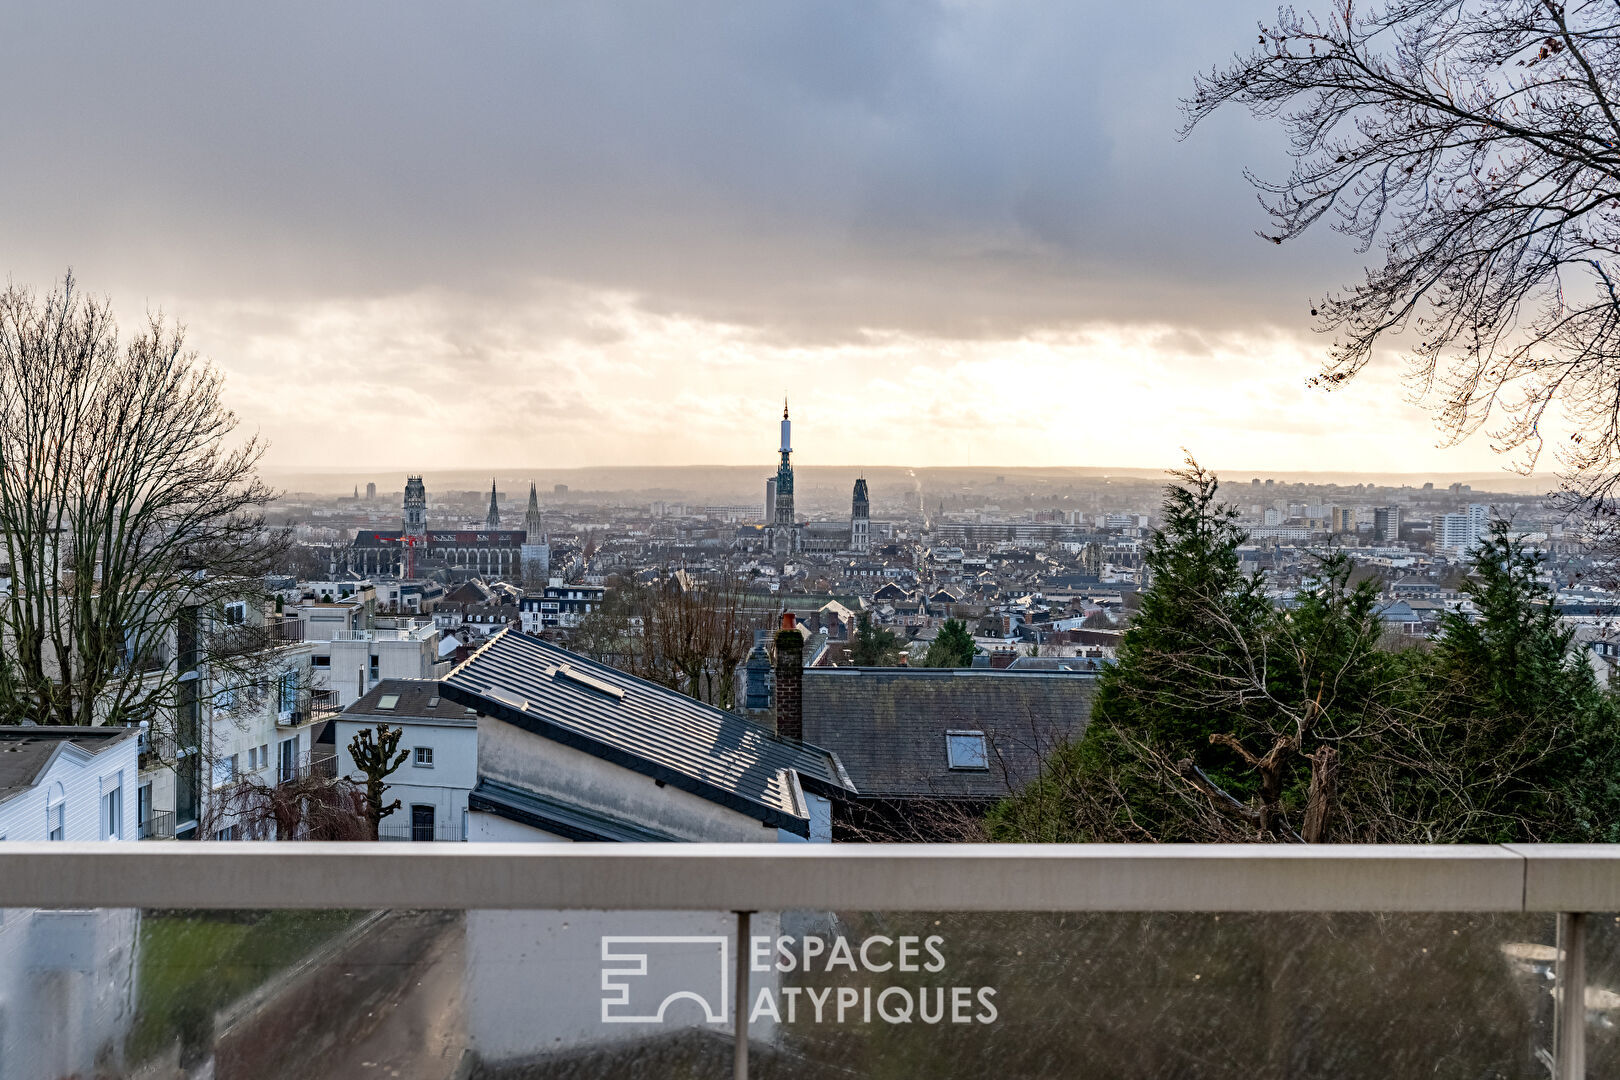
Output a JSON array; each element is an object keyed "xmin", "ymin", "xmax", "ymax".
[
  {"xmin": 800, "ymin": 668, "xmax": 1097, "ymax": 800},
  {"xmin": 439, "ymin": 629, "xmax": 854, "ymax": 836},
  {"xmin": 344, "ymin": 679, "xmax": 479, "ymax": 726},
  {"xmin": 0, "ymin": 726, "xmax": 137, "ymax": 805}
]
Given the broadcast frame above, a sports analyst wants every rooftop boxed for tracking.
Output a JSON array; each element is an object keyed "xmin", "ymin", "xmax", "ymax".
[
  {"xmin": 440, "ymin": 629, "xmax": 854, "ymax": 832},
  {"xmin": 0, "ymin": 725, "xmax": 137, "ymax": 804}
]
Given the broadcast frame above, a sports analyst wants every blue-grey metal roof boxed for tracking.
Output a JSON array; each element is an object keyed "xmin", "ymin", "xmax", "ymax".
[
  {"xmin": 440, "ymin": 629, "xmax": 854, "ymax": 836},
  {"xmin": 468, "ymin": 778, "xmax": 681, "ymax": 842}
]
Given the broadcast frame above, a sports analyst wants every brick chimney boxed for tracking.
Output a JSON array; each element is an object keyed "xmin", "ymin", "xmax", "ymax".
[{"xmin": 774, "ymin": 612, "xmax": 803, "ymax": 741}]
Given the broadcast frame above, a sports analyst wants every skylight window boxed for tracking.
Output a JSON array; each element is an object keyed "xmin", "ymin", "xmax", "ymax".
[
  {"xmin": 376, "ymin": 694, "xmax": 399, "ymax": 710},
  {"xmin": 946, "ymin": 730, "xmax": 988, "ymax": 771},
  {"xmin": 554, "ymin": 664, "xmax": 625, "ymax": 701}
]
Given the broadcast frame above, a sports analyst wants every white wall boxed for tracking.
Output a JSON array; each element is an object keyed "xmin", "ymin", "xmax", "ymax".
[
  {"xmin": 477, "ymin": 717, "xmax": 782, "ymax": 844},
  {"xmin": 334, "ymin": 715, "xmax": 476, "ymax": 838},
  {"xmin": 0, "ymin": 908, "xmax": 140, "ymax": 1080},
  {"xmin": 0, "ymin": 739, "xmax": 138, "ymax": 844}
]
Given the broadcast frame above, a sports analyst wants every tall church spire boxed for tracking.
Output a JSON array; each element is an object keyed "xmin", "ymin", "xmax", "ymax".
[
  {"xmin": 523, "ymin": 481, "xmax": 544, "ymax": 542},
  {"xmin": 485, "ymin": 478, "xmax": 500, "ymax": 529},
  {"xmin": 773, "ymin": 398, "xmax": 796, "ymax": 556}
]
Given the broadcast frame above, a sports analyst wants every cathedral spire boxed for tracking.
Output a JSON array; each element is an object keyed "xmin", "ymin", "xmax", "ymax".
[{"xmin": 485, "ymin": 478, "xmax": 500, "ymax": 529}]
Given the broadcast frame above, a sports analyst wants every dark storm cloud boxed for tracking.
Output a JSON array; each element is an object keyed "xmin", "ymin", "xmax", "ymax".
[{"xmin": 0, "ymin": 1, "xmax": 1352, "ymax": 339}]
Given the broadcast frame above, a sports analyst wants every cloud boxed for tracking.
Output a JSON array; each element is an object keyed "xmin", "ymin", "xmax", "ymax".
[{"xmin": 0, "ymin": 2, "xmax": 1523, "ymax": 474}]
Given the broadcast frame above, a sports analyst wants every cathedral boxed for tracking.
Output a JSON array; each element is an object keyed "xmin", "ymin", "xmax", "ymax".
[
  {"xmin": 763, "ymin": 400, "xmax": 872, "ymax": 557},
  {"xmin": 346, "ymin": 475, "xmax": 548, "ymax": 582}
]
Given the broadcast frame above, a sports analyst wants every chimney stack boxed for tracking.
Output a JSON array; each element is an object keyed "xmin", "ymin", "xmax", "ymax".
[{"xmin": 775, "ymin": 612, "xmax": 803, "ymax": 741}]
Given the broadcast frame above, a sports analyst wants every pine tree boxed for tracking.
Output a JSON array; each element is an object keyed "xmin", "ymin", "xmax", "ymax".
[{"xmin": 923, "ymin": 618, "xmax": 976, "ymax": 667}]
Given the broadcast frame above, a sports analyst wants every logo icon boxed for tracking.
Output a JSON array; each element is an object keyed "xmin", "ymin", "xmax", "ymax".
[{"xmin": 600, "ymin": 936, "xmax": 729, "ymax": 1024}]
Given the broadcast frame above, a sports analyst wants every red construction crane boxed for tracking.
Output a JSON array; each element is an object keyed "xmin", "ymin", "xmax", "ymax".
[{"xmin": 380, "ymin": 533, "xmax": 424, "ymax": 579}]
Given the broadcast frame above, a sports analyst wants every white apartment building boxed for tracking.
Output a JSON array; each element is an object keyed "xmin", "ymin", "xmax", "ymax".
[{"xmin": 1433, "ymin": 504, "xmax": 1490, "ymax": 555}]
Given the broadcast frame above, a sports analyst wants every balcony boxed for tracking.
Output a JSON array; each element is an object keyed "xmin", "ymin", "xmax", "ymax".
[
  {"xmin": 269, "ymin": 616, "xmax": 304, "ymax": 643},
  {"xmin": 137, "ymin": 809, "xmax": 174, "ymax": 840},
  {"xmin": 332, "ymin": 624, "xmax": 436, "ymax": 643},
  {"xmin": 278, "ymin": 689, "xmax": 342, "ymax": 728},
  {"xmin": 0, "ymin": 845, "xmax": 1617, "ymax": 1079}
]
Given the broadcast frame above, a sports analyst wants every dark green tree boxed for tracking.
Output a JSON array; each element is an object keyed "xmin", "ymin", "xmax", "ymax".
[
  {"xmin": 849, "ymin": 613, "xmax": 903, "ymax": 666},
  {"xmin": 990, "ymin": 480, "xmax": 1620, "ymax": 844},
  {"xmin": 923, "ymin": 618, "xmax": 976, "ymax": 668},
  {"xmin": 347, "ymin": 722, "xmax": 409, "ymax": 840},
  {"xmin": 1392, "ymin": 523, "xmax": 1620, "ymax": 842}
]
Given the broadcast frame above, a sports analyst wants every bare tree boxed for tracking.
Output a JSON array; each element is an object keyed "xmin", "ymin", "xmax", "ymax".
[
  {"xmin": 222, "ymin": 771, "xmax": 370, "ymax": 841},
  {"xmin": 0, "ymin": 274, "xmax": 284, "ymax": 738},
  {"xmin": 348, "ymin": 722, "xmax": 408, "ymax": 840},
  {"xmin": 577, "ymin": 565, "xmax": 761, "ymax": 709},
  {"xmin": 1185, "ymin": 2, "xmax": 1620, "ymax": 499}
]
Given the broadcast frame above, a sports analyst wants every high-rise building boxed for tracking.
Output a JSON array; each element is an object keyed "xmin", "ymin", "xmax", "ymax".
[
  {"xmin": 365, "ymin": 481, "xmax": 377, "ymax": 501},
  {"xmin": 484, "ymin": 479, "xmax": 501, "ymax": 530},
  {"xmin": 850, "ymin": 477, "xmax": 870, "ymax": 554},
  {"xmin": 1373, "ymin": 506, "xmax": 1400, "ymax": 543},
  {"xmin": 1330, "ymin": 506, "xmax": 1354, "ymax": 533},
  {"xmin": 765, "ymin": 478, "xmax": 777, "ymax": 523},
  {"xmin": 772, "ymin": 399, "xmax": 796, "ymax": 556},
  {"xmin": 1433, "ymin": 504, "xmax": 1489, "ymax": 555}
]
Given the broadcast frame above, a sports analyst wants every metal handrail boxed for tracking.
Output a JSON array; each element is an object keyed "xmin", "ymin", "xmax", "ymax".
[{"xmin": 0, "ymin": 842, "xmax": 1615, "ymax": 912}]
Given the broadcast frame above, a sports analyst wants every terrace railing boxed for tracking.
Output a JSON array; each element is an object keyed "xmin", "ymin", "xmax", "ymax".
[{"xmin": 1, "ymin": 843, "xmax": 1618, "ymax": 1079}]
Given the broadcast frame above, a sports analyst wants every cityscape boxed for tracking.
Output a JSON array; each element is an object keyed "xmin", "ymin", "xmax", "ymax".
[{"xmin": 7, "ymin": 3, "xmax": 1620, "ymax": 1080}]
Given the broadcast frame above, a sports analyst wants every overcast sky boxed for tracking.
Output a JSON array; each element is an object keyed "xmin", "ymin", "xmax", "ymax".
[{"xmin": 0, "ymin": 2, "xmax": 1535, "ymax": 477}]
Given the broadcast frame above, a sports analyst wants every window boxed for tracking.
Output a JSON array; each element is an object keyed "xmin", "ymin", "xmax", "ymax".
[
  {"xmin": 369, "ymin": 655, "xmax": 380, "ymax": 681},
  {"xmin": 945, "ymin": 730, "xmax": 988, "ymax": 771},
  {"xmin": 279, "ymin": 737, "xmax": 298, "ymax": 784},
  {"xmin": 312, "ymin": 655, "xmax": 330, "ymax": 668},
  {"xmin": 213, "ymin": 754, "xmax": 238, "ymax": 788},
  {"xmin": 278, "ymin": 670, "xmax": 299, "ymax": 714},
  {"xmin": 414, "ymin": 746, "xmax": 434, "ymax": 768},
  {"xmin": 377, "ymin": 694, "xmax": 400, "ymax": 711},
  {"xmin": 47, "ymin": 799, "xmax": 65, "ymax": 841},
  {"xmin": 102, "ymin": 785, "xmax": 123, "ymax": 840},
  {"xmin": 214, "ymin": 824, "xmax": 240, "ymax": 841},
  {"xmin": 247, "ymin": 746, "xmax": 258, "ymax": 770},
  {"xmin": 223, "ymin": 601, "xmax": 247, "ymax": 626}
]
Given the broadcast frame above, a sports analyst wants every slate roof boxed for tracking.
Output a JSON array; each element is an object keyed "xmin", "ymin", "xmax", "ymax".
[
  {"xmin": 0, "ymin": 726, "xmax": 136, "ymax": 805},
  {"xmin": 800, "ymin": 668, "xmax": 1097, "ymax": 800},
  {"xmin": 439, "ymin": 629, "xmax": 854, "ymax": 836},
  {"xmin": 345, "ymin": 679, "xmax": 479, "ymax": 726}
]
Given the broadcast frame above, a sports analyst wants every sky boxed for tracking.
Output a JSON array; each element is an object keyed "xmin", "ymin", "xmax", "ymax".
[{"xmin": 0, "ymin": 2, "xmax": 1548, "ymax": 478}]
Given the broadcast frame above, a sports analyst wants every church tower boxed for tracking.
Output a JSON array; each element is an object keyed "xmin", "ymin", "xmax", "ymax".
[
  {"xmin": 521, "ymin": 481, "xmax": 551, "ymax": 587},
  {"xmin": 850, "ymin": 476, "xmax": 870, "ymax": 554},
  {"xmin": 484, "ymin": 479, "xmax": 501, "ymax": 529},
  {"xmin": 403, "ymin": 476, "xmax": 427, "ymax": 540},
  {"xmin": 772, "ymin": 399, "xmax": 796, "ymax": 556}
]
